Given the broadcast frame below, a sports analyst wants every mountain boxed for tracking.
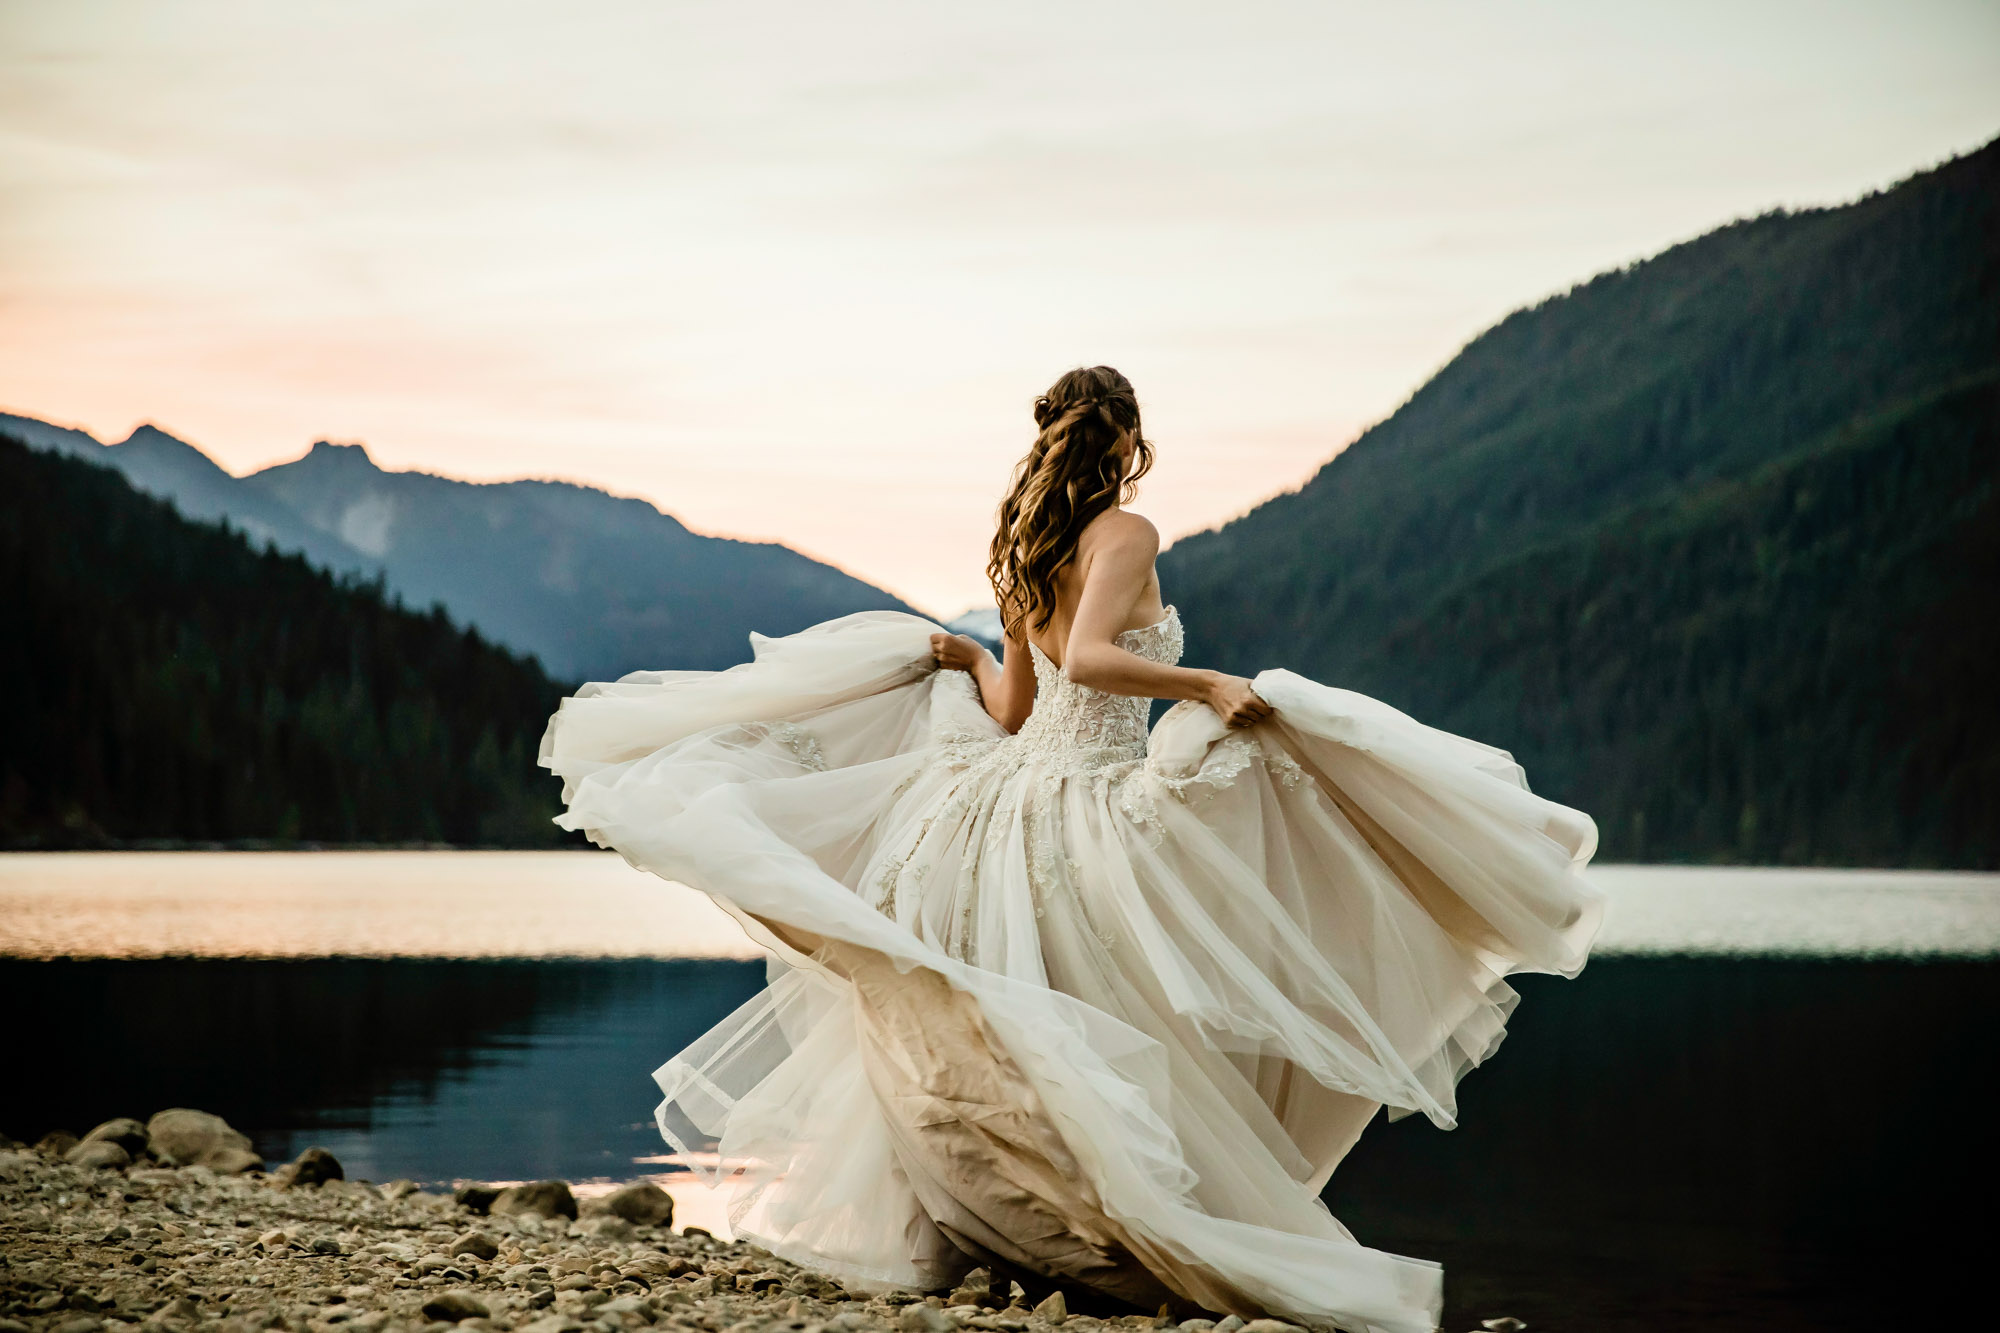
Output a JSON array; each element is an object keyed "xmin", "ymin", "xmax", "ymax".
[
  {"xmin": 241, "ymin": 440, "xmax": 920, "ymax": 678},
  {"xmin": 1160, "ymin": 138, "xmax": 2000, "ymax": 868},
  {"xmin": 0, "ymin": 413, "xmax": 919, "ymax": 679},
  {"xmin": 0, "ymin": 435, "xmax": 570, "ymax": 847},
  {"xmin": 944, "ymin": 606, "xmax": 1004, "ymax": 650}
]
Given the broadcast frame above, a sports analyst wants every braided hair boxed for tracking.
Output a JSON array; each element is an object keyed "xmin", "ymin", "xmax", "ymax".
[{"xmin": 987, "ymin": 365, "xmax": 1154, "ymax": 639}]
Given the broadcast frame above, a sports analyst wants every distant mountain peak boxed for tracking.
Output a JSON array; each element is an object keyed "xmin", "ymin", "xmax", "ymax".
[
  {"xmin": 110, "ymin": 423, "xmax": 237, "ymax": 482},
  {"xmin": 116, "ymin": 423, "xmax": 199, "ymax": 450},
  {"xmin": 303, "ymin": 439, "xmax": 381, "ymax": 469}
]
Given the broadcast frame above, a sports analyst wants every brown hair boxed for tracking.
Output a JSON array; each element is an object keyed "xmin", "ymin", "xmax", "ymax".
[{"xmin": 987, "ymin": 365, "xmax": 1153, "ymax": 639}]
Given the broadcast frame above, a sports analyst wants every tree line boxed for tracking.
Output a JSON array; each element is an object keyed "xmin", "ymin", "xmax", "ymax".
[
  {"xmin": 0, "ymin": 435, "xmax": 575, "ymax": 847},
  {"xmin": 1163, "ymin": 138, "xmax": 1999, "ymax": 866}
]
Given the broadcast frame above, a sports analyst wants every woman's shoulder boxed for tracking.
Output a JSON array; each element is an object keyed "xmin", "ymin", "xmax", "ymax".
[{"xmin": 1081, "ymin": 507, "xmax": 1159, "ymax": 554}]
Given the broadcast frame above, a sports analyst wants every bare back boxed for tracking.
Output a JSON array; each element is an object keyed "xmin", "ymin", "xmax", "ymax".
[{"xmin": 1022, "ymin": 508, "xmax": 1167, "ymax": 670}]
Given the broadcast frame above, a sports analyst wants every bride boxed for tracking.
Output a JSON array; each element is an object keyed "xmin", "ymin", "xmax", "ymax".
[{"xmin": 540, "ymin": 366, "xmax": 1603, "ymax": 1333}]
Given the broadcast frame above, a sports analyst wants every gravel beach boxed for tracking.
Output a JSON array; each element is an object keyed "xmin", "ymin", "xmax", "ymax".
[{"xmin": 0, "ymin": 1113, "xmax": 1329, "ymax": 1333}]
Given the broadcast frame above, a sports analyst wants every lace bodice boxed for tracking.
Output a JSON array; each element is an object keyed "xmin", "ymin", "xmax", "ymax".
[{"xmin": 1010, "ymin": 606, "xmax": 1184, "ymax": 771}]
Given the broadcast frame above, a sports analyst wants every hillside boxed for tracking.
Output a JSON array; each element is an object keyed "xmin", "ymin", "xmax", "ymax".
[
  {"xmin": 0, "ymin": 435, "xmax": 572, "ymax": 848},
  {"xmin": 1, "ymin": 415, "xmax": 919, "ymax": 680},
  {"xmin": 1160, "ymin": 138, "xmax": 2000, "ymax": 866}
]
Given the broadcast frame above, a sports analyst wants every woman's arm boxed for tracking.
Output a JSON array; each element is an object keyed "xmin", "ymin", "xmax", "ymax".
[
  {"xmin": 1063, "ymin": 514, "xmax": 1273, "ymax": 727},
  {"xmin": 930, "ymin": 628, "xmax": 1037, "ymax": 732}
]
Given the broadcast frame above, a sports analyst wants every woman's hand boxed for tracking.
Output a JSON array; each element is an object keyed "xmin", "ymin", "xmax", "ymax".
[
  {"xmin": 930, "ymin": 632, "xmax": 991, "ymax": 673},
  {"xmin": 1207, "ymin": 674, "xmax": 1273, "ymax": 729}
]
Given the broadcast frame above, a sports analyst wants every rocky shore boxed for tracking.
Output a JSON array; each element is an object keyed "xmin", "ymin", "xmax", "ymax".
[{"xmin": 0, "ymin": 1111, "xmax": 1352, "ymax": 1333}]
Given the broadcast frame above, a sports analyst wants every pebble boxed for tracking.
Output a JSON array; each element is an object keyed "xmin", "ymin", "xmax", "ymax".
[
  {"xmin": 579, "ymin": 1182, "xmax": 673, "ymax": 1229},
  {"xmin": 34, "ymin": 1132, "xmax": 81, "ymax": 1158},
  {"xmin": 64, "ymin": 1141, "xmax": 132, "ymax": 1172},
  {"xmin": 445, "ymin": 1232, "xmax": 500, "ymax": 1262},
  {"xmin": 516, "ymin": 1318, "xmax": 582, "ymax": 1333},
  {"xmin": 79, "ymin": 1119, "xmax": 152, "ymax": 1156},
  {"xmin": 450, "ymin": 1186, "xmax": 499, "ymax": 1216},
  {"xmin": 144, "ymin": 1109, "xmax": 263, "ymax": 1174},
  {"xmin": 273, "ymin": 1148, "xmax": 345, "ymax": 1190},
  {"xmin": 901, "ymin": 1306, "xmax": 958, "ymax": 1333},
  {"xmin": 578, "ymin": 1216, "xmax": 633, "ymax": 1243},
  {"xmin": 488, "ymin": 1181, "xmax": 576, "ymax": 1222},
  {"xmin": 597, "ymin": 1297, "xmax": 649, "ymax": 1317},
  {"xmin": 419, "ymin": 1293, "xmax": 489, "ymax": 1323},
  {"xmin": 153, "ymin": 1297, "xmax": 201, "ymax": 1323}
]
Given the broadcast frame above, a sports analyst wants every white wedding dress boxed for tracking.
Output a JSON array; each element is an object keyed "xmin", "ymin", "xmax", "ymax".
[{"xmin": 540, "ymin": 608, "xmax": 1601, "ymax": 1333}]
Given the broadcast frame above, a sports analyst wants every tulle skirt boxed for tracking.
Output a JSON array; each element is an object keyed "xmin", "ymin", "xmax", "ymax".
[{"xmin": 540, "ymin": 612, "xmax": 1602, "ymax": 1333}]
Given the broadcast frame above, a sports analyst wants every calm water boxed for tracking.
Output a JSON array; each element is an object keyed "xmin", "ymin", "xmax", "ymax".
[
  {"xmin": 4, "ymin": 851, "xmax": 1996, "ymax": 959},
  {"xmin": 3, "ymin": 852, "xmax": 1995, "ymax": 1330}
]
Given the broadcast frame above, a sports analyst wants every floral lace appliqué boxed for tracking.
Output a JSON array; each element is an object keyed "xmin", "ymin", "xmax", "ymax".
[
  {"xmin": 744, "ymin": 721, "xmax": 828, "ymax": 771},
  {"xmin": 1006, "ymin": 607, "xmax": 1184, "ymax": 775}
]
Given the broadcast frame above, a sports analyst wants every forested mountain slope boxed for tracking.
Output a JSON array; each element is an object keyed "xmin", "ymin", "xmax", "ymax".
[
  {"xmin": 0, "ymin": 436, "xmax": 572, "ymax": 848},
  {"xmin": 2, "ymin": 413, "xmax": 919, "ymax": 679},
  {"xmin": 1161, "ymin": 138, "xmax": 1999, "ymax": 866}
]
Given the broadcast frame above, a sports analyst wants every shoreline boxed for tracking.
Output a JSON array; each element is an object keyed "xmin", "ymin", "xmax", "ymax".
[{"xmin": 0, "ymin": 1123, "xmax": 1295, "ymax": 1333}]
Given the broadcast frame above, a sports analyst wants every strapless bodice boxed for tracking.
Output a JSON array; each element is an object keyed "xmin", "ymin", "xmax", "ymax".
[{"xmin": 1011, "ymin": 606, "xmax": 1184, "ymax": 771}]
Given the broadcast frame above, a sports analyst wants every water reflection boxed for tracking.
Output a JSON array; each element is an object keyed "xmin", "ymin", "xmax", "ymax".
[
  {"xmin": 0, "ymin": 957, "xmax": 763, "ymax": 1183},
  {"xmin": 2, "ymin": 953, "xmax": 1989, "ymax": 1330}
]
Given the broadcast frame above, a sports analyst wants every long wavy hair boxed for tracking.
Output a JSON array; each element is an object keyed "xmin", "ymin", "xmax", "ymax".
[{"xmin": 987, "ymin": 365, "xmax": 1153, "ymax": 640}]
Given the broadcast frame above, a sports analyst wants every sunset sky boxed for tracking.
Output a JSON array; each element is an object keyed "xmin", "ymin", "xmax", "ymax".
[{"xmin": 4, "ymin": 1, "xmax": 1996, "ymax": 614}]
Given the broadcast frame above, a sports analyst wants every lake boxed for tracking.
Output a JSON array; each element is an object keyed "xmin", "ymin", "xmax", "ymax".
[
  {"xmin": 3, "ymin": 852, "xmax": 1995, "ymax": 1331},
  {"xmin": 4, "ymin": 852, "xmax": 1997, "ymax": 961}
]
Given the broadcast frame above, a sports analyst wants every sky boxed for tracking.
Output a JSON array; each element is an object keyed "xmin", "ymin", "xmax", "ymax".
[{"xmin": 3, "ymin": 2, "xmax": 1996, "ymax": 615}]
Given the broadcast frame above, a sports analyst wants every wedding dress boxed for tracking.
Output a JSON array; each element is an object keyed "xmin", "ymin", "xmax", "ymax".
[{"xmin": 540, "ymin": 607, "xmax": 1601, "ymax": 1333}]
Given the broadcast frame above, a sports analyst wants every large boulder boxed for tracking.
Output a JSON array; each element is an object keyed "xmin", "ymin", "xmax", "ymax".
[
  {"xmin": 452, "ymin": 1184, "xmax": 500, "ymax": 1215},
  {"xmin": 580, "ymin": 1182, "xmax": 673, "ymax": 1228},
  {"xmin": 80, "ymin": 1118, "xmax": 150, "ymax": 1157},
  {"xmin": 65, "ymin": 1140, "xmax": 131, "ymax": 1171},
  {"xmin": 489, "ymin": 1180, "xmax": 577, "ymax": 1220},
  {"xmin": 145, "ymin": 1109, "xmax": 263, "ymax": 1173},
  {"xmin": 271, "ymin": 1147, "xmax": 343, "ymax": 1189},
  {"xmin": 203, "ymin": 1147, "xmax": 264, "ymax": 1175}
]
